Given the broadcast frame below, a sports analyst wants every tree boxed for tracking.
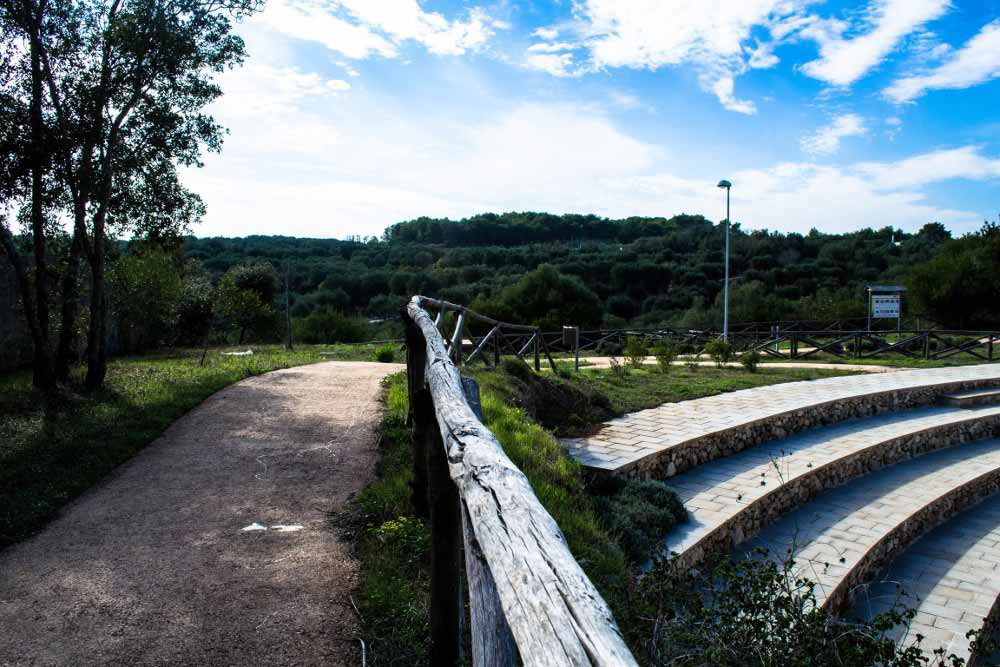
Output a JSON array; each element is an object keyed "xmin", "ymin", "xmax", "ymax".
[
  {"xmin": 0, "ymin": 0, "xmax": 261, "ymax": 389},
  {"xmin": 109, "ymin": 248, "xmax": 183, "ymax": 352},
  {"xmin": 907, "ymin": 221, "xmax": 1000, "ymax": 328},
  {"xmin": 474, "ymin": 264, "xmax": 603, "ymax": 330},
  {"xmin": 216, "ymin": 261, "xmax": 278, "ymax": 344}
]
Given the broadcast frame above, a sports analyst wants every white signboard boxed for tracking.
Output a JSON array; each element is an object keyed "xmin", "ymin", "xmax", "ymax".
[{"xmin": 872, "ymin": 295, "xmax": 900, "ymax": 319}]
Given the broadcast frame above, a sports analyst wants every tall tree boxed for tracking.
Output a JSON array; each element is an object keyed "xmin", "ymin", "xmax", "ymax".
[{"xmin": 0, "ymin": 0, "xmax": 261, "ymax": 389}]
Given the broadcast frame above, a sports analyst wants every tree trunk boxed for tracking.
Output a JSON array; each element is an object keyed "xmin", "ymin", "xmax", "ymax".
[
  {"xmin": 27, "ymin": 18, "xmax": 55, "ymax": 391},
  {"xmin": 55, "ymin": 221, "xmax": 84, "ymax": 381},
  {"xmin": 85, "ymin": 216, "xmax": 107, "ymax": 389}
]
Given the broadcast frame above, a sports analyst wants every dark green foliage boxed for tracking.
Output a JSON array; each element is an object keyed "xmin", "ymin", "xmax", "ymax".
[
  {"xmin": 624, "ymin": 336, "xmax": 649, "ymax": 368},
  {"xmin": 180, "ymin": 215, "xmax": 961, "ymax": 335},
  {"xmin": 370, "ymin": 342, "xmax": 397, "ymax": 363},
  {"xmin": 704, "ymin": 339, "xmax": 735, "ymax": 367},
  {"xmin": 908, "ymin": 221, "xmax": 1000, "ymax": 328},
  {"xmin": 629, "ymin": 549, "xmax": 984, "ymax": 666},
  {"xmin": 740, "ymin": 350, "xmax": 761, "ymax": 373},
  {"xmin": 174, "ymin": 273, "xmax": 215, "ymax": 346},
  {"xmin": 473, "ymin": 264, "xmax": 604, "ymax": 330},
  {"xmin": 652, "ymin": 341, "xmax": 678, "ymax": 373},
  {"xmin": 595, "ymin": 480, "xmax": 686, "ymax": 563},
  {"xmin": 291, "ymin": 308, "xmax": 368, "ymax": 344}
]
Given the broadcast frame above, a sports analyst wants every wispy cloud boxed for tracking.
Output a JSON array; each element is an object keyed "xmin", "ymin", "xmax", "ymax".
[
  {"xmin": 800, "ymin": 113, "xmax": 867, "ymax": 155},
  {"xmin": 799, "ymin": 0, "xmax": 950, "ymax": 87},
  {"xmin": 252, "ymin": 0, "xmax": 502, "ymax": 60},
  {"xmin": 884, "ymin": 19, "xmax": 1000, "ymax": 102}
]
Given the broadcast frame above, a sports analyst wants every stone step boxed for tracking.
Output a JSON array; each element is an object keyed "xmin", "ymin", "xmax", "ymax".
[
  {"xmin": 847, "ymin": 493, "xmax": 1000, "ymax": 664},
  {"xmin": 940, "ymin": 387, "xmax": 1000, "ymax": 408},
  {"xmin": 562, "ymin": 364, "xmax": 1000, "ymax": 478},
  {"xmin": 662, "ymin": 404, "xmax": 1000, "ymax": 568},
  {"xmin": 737, "ymin": 439, "xmax": 1000, "ymax": 613}
]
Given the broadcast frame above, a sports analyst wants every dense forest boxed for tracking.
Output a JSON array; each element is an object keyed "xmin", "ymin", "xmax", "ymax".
[
  {"xmin": 3, "ymin": 211, "xmax": 998, "ymax": 370},
  {"xmin": 181, "ymin": 211, "xmax": 993, "ymax": 333}
]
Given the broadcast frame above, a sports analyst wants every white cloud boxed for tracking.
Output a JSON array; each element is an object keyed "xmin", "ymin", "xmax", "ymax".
[
  {"xmin": 532, "ymin": 27, "xmax": 560, "ymax": 40},
  {"xmin": 578, "ymin": 0, "xmax": 796, "ymax": 111},
  {"xmin": 525, "ymin": 52, "xmax": 576, "ymax": 77},
  {"xmin": 800, "ymin": 113, "xmax": 867, "ymax": 155},
  {"xmin": 186, "ymin": 69, "xmax": 991, "ymax": 240},
  {"xmin": 711, "ymin": 76, "xmax": 756, "ymax": 115},
  {"xmin": 884, "ymin": 19, "xmax": 1000, "ymax": 103},
  {"xmin": 855, "ymin": 146, "xmax": 1000, "ymax": 190},
  {"xmin": 800, "ymin": 0, "xmax": 950, "ymax": 86},
  {"xmin": 213, "ymin": 62, "xmax": 351, "ymax": 117},
  {"xmin": 253, "ymin": 0, "xmax": 500, "ymax": 60}
]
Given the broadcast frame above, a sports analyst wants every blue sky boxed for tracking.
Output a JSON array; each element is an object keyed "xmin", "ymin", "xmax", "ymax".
[{"xmin": 182, "ymin": 0, "xmax": 1000, "ymax": 239}]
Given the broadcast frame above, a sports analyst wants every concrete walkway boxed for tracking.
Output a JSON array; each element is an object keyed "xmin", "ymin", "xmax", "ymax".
[{"xmin": 0, "ymin": 361, "xmax": 402, "ymax": 667}]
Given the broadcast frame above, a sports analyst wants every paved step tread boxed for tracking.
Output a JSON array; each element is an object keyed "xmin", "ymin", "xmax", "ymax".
[
  {"xmin": 563, "ymin": 364, "xmax": 1000, "ymax": 474},
  {"xmin": 739, "ymin": 439, "xmax": 1000, "ymax": 611},
  {"xmin": 663, "ymin": 403, "xmax": 1000, "ymax": 563},
  {"xmin": 850, "ymin": 493, "xmax": 1000, "ymax": 662}
]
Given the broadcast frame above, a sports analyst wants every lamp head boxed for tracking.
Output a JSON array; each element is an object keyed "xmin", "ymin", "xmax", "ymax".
[{"xmin": 717, "ymin": 179, "xmax": 732, "ymax": 189}]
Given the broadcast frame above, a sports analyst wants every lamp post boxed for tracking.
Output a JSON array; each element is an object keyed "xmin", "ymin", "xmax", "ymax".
[{"xmin": 717, "ymin": 179, "xmax": 732, "ymax": 342}]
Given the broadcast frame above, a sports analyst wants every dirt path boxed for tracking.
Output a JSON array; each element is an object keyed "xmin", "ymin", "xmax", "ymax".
[{"xmin": 0, "ymin": 360, "xmax": 403, "ymax": 667}]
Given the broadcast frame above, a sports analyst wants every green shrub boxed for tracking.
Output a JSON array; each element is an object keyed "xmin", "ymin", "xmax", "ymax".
[
  {"xmin": 740, "ymin": 350, "xmax": 761, "ymax": 373},
  {"xmin": 704, "ymin": 338, "xmax": 734, "ymax": 368},
  {"xmin": 651, "ymin": 341, "xmax": 678, "ymax": 373},
  {"xmin": 370, "ymin": 342, "xmax": 397, "ymax": 363},
  {"xmin": 623, "ymin": 336, "xmax": 648, "ymax": 369},
  {"xmin": 292, "ymin": 308, "xmax": 368, "ymax": 344},
  {"xmin": 609, "ymin": 354, "xmax": 628, "ymax": 380},
  {"xmin": 595, "ymin": 480, "xmax": 686, "ymax": 563}
]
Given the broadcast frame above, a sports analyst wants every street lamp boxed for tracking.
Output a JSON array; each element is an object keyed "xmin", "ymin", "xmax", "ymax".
[{"xmin": 717, "ymin": 179, "xmax": 732, "ymax": 342}]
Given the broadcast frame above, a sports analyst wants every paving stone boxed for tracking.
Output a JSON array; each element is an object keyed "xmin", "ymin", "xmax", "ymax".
[
  {"xmin": 737, "ymin": 440, "xmax": 1000, "ymax": 626},
  {"xmin": 849, "ymin": 492, "xmax": 1000, "ymax": 663},
  {"xmin": 561, "ymin": 364, "xmax": 1000, "ymax": 477}
]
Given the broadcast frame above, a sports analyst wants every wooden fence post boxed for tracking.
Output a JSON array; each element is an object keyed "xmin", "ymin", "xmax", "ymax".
[
  {"xmin": 533, "ymin": 330, "xmax": 541, "ymax": 372},
  {"xmin": 427, "ymin": 411, "xmax": 465, "ymax": 666}
]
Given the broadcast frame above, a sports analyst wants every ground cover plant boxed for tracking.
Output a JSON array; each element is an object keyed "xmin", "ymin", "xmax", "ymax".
[{"xmin": 0, "ymin": 344, "xmax": 381, "ymax": 548}]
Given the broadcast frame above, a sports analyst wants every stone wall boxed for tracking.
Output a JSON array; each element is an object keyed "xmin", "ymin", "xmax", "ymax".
[
  {"xmin": 615, "ymin": 379, "xmax": 1000, "ymax": 481},
  {"xmin": 672, "ymin": 412, "xmax": 1000, "ymax": 570}
]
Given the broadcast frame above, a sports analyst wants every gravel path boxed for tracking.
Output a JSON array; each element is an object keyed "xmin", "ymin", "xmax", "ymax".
[{"xmin": 0, "ymin": 360, "xmax": 403, "ymax": 667}]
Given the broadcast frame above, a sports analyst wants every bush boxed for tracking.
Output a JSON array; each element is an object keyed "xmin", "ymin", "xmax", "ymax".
[
  {"xmin": 371, "ymin": 342, "xmax": 397, "ymax": 363},
  {"xmin": 704, "ymin": 338, "xmax": 734, "ymax": 368},
  {"xmin": 292, "ymin": 308, "xmax": 369, "ymax": 344},
  {"xmin": 609, "ymin": 353, "xmax": 628, "ymax": 380},
  {"xmin": 595, "ymin": 480, "xmax": 686, "ymax": 563},
  {"xmin": 624, "ymin": 336, "xmax": 648, "ymax": 369},
  {"xmin": 740, "ymin": 350, "xmax": 761, "ymax": 373},
  {"xmin": 652, "ymin": 341, "xmax": 678, "ymax": 373}
]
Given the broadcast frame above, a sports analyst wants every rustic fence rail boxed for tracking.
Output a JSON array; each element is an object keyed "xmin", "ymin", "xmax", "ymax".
[{"xmin": 403, "ymin": 295, "xmax": 638, "ymax": 666}]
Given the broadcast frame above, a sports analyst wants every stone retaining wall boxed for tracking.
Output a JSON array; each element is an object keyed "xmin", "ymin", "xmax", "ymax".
[
  {"xmin": 672, "ymin": 413, "xmax": 1000, "ymax": 570},
  {"xmin": 825, "ymin": 463, "xmax": 1000, "ymax": 614},
  {"xmin": 614, "ymin": 378, "xmax": 1000, "ymax": 481}
]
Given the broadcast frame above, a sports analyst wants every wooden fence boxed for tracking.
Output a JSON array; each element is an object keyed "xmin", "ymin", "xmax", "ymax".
[{"xmin": 402, "ymin": 295, "xmax": 638, "ymax": 666}]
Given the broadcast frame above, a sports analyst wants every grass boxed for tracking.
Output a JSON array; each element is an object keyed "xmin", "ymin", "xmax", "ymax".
[
  {"xmin": 561, "ymin": 365, "xmax": 856, "ymax": 424},
  {"xmin": 354, "ymin": 370, "xmax": 630, "ymax": 664},
  {"xmin": 0, "ymin": 343, "xmax": 399, "ymax": 549}
]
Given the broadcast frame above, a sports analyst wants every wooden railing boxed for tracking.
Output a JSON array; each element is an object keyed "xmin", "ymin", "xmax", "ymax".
[{"xmin": 402, "ymin": 295, "xmax": 638, "ymax": 666}]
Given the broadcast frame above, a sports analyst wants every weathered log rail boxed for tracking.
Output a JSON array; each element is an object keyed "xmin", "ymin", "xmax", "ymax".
[{"xmin": 403, "ymin": 295, "xmax": 638, "ymax": 666}]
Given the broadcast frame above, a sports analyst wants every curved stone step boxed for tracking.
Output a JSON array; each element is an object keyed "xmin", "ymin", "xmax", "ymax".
[
  {"xmin": 562, "ymin": 364, "xmax": 1000, "ymax": 478},
  {"xmin": 663, "ymin": 404, "xmax": 1000, "ymax": 568},
  {"xmin": 940, "ymin": 388, "xmax": 1000, "ymax": 408},
  {"xmin": 737, "ymin": 439, "xmax": 1000, "ymax": 613},
  {"xmin": 848, "ymin": 493, "xmax": 1000, "ymax": 664}
]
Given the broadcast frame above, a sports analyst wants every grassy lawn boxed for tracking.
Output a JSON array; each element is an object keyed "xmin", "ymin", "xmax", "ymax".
[
  {"xmin": 561, "ymin": 364, "xmax": 856, "ymax": 421},
  {"xmin": 0, "ymin": 343, "xmax": 398, "ymax": 549}
]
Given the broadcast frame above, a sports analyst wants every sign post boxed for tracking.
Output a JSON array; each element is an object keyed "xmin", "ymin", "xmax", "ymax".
[{"xmin": 866, "ymin": 285, "xmax": 906, "ymax": 332}]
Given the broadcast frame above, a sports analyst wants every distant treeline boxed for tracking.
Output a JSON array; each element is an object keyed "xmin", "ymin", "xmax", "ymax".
[{"xmin": 182, "ymin": 211, "xmax": 996, "ymax": 334}]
